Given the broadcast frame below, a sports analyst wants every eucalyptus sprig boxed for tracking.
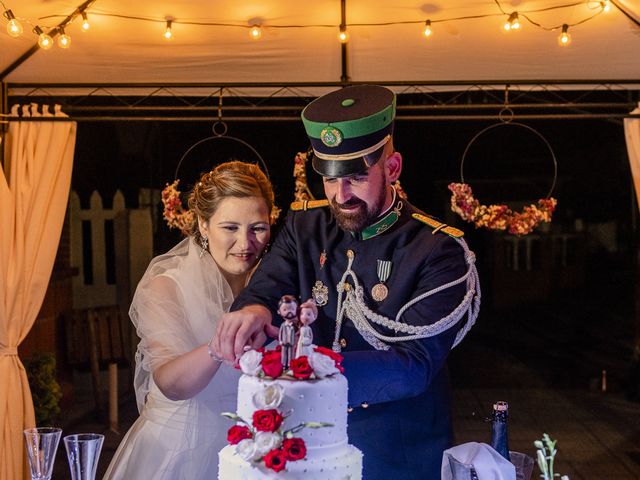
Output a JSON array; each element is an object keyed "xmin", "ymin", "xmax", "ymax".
[
  {"xmin": 534, "ymin": 433, "xmax": 569, "ymax": 480},
  {"xmin": 284, "ymin": 421, "xmax": 334, "ymax": 438},
  {"xmin": 221, "ymin": 412, "xmax": 251, "ymax": 427}
]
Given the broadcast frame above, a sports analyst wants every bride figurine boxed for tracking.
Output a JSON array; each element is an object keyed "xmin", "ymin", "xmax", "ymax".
[{"xmin": 295, "ymin": 303, "xmax": 317, "ymax": 358}]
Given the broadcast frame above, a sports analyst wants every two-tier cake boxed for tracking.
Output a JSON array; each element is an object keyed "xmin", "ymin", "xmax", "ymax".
[{"xmin": 218, "ymin": 346, "xmax": 362, "ymax": 479}]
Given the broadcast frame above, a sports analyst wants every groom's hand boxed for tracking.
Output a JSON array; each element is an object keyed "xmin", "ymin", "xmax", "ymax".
[{"xmin": 213, "ymin": 304, "xmax": 272, "ymax": 361}]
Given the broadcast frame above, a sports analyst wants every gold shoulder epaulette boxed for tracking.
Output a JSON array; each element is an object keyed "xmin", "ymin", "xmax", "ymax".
[
  {"xmin": 412, "ymin": 213, "xmax": 464, "ymax": 238},
  {"xmin": 290, "ymin": 199, "xmax": 330, "ymax": 211}
]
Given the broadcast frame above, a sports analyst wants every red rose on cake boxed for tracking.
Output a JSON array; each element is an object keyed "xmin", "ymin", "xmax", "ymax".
[
  {"xmin": 252, "ymin": 409, "xmax": 284, "ymax": 432},
  {"xmin": 263, "ymin": 448, "xmax": 287, "ymax": 472},
  {"xmin": 226, "ymin": 425, "xmax": 252, "ymax": 445},
  {"xmin": 282, "ymin": 437, "xmax": 307, "ymax": 461},
  {"xmin": 290, "ymin": 356, "xmax": 313, "ymax": 379},
  {"xmin": 261, "ymin": 350, "xmax": 284, "ymax": 378}
]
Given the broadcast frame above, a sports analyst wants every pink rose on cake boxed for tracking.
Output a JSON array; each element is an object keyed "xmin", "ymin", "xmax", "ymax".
[
  {"xmin": 227, "ymin": 425, "xmax": 252, "ymax": 445},
  {"xmin": 253, "ymin": 409, "xmax": 284, "ymax": 432}
]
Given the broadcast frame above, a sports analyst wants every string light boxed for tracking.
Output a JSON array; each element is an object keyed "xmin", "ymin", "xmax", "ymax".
[
  {"xmin": 33, "ymin": 26, "xmax": 53, "ymax": 50},
  {"xmin": 423, "ymin": 19, "xmax": 432, "ymax": 38},
  {"xmin": 249, "ymin": 24, "xmax": 262, "ymax": 40},
  {"xmin": 338, "ymin": 25, "xmax": 349, "ymax": 43},
  {"xmin": 3, "ymin": 8, "xmax": 22, "ymax": 37},
  {"xmin": 503, "ymin": 12, "xmax": 521, "ymax": 31},
  {"xmin": 163, "ymin": 19, "xmax": 173, "ymax": 41},
  {"xmin": 57, "ymin": 26, "xmax": 71, "ymax": 48},
  {"xmin": 558, "ymin": 23, "xmax": 571, "ymax": 46},
  {"xmin": 81, "ymin": 11, "xmax": 90, "ymax": 31},
  {"xmin": 1, "ymin": 1, "xmax": 614, "ymax": 51}
]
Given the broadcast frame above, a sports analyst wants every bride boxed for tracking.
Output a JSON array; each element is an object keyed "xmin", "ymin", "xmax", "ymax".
[{"xmin": 104, "ymin": 161, "xmax": 275, "ymax": 479}]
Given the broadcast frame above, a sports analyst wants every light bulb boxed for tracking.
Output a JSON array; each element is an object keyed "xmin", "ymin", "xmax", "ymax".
[
  {"xmin": 57, "ymin": 27, "xmax": 71, "ymax": 48},
  {"xmin": 249, "ymin": 25, "xmax": 262, "ymax": 40},
  {"xmin": 423, "ymin": 20, "xmax": 432, "ymax": 38},
  {"xmin": 558, "ymin": 24, "xmax": 571, "ymax": 46},
  {"xmin": 338, "ymin": 26, "xmax": 349, "ymax": 43},
  {"xmin": 4, "ymin": 10, "xmax": 23, "ymax": 37},
  {"xmin": 34, "ymin": 26, "xmax": 53, "ymax": 50},
  {"xmin": 81, "ymin": 11, "xmax": 90, "ymax": 31},
  {"xmin": 504, "ymin": 12, "xmax": 520, "ymax": 32},
  {"xmin": 164, "ymin": 19, "xmax": 173, "ymax": 41}
]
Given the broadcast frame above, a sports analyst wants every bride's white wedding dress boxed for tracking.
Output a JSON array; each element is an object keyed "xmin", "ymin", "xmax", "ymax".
[{"xmin": 103, "ymin": 238, "xmax": 241, "ymax": 480}]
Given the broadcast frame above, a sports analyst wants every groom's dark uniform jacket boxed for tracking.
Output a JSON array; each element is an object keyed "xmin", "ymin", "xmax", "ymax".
[{"xmin": 232, "ymin": 195, "xmax": 469, "ymax": 479}]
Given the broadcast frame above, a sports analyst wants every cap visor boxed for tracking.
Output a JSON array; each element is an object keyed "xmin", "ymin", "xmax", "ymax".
[{"xmin": 311, "ymin": 144, "xmax": 386, "ymax": 178}]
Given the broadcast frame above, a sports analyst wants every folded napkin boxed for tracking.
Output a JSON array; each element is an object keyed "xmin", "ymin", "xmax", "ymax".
[{"xmin": 441, "ymin": 442, "xmax": 516, "ymax": 480}]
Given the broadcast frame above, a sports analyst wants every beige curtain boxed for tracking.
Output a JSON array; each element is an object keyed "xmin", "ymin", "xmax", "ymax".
[
  {"xmin": 624, "ymin": 103, "xmax": 640, "ymax": 211},
  {"xmin": 0, "ymin": 104, "xmax": 76, "ymax": 480}
]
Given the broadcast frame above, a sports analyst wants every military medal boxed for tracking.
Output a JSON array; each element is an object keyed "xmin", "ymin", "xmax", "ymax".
[
  {"xmin": 371, "ymin": 259, "xmax": 392, "ymax": 301},
  {"xmin": 319, "ymin": 250, "xmax": 327, "ymax": 269},
  {"xmin": 312, "ymin": 280, "xmax": 329, "ymax": 306}
]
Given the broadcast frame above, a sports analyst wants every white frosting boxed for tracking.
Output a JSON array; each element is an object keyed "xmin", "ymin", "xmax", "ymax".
[
  {"xmin": 219, "ymin": 373, "xmax": 362, "ymax": 480},
  {"xmin": 236, "ymin": 374, "xmax": 348, "ymax": 451},
  {"xmin": 218, "ymin": 444, "xmax": 362, "ymax": 480}
]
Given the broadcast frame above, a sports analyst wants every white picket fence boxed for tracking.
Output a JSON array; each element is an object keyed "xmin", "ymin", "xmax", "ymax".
[{"xmin": 69, "ymin": 190, "xmax": 154, "ymax": 310}]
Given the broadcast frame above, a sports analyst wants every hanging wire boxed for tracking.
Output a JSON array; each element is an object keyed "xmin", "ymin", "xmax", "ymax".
[{"xmin": 173, "ymin": 90, "xmax": 270, "ymax": 181}]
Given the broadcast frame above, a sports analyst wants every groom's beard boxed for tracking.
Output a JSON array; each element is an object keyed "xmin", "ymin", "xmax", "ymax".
[{"xmin": 329, "ymin": 182, "xmax": 387, "ymax": 233}]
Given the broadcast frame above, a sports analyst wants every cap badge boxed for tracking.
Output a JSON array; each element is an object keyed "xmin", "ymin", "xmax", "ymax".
[{"xmin": 320, "ymin": 126, "xmax": 343, "ymax": 147}]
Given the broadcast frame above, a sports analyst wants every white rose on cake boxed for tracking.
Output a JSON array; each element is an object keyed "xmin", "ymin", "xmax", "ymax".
[
  {"xmin": 253, "ymin": 384, "xmax": 284, "ymax": 409},
  {"xmin": 236, "ymin": 439, "xmax": 261, "ymax": 462},
  {"xmin": 239, "ymin": 349, "xmax": 263, "ymax": 376},
  {"xmin": 254, "ymin": 432, "xmax": 282, "ymax": 457},
  {"xmin": 308, "ymin": 351, "xmax": 340, "ymax": 378}
]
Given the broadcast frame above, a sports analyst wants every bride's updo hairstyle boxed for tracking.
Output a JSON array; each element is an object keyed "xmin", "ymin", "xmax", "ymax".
[{"xmin": 187, "ymin": 161, "xmax": 275, "ymax": 247}]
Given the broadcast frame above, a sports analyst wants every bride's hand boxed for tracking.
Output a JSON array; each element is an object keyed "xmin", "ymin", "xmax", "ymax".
[
  {"xmin": 213, "ymin": 304, "xmax": 272, "ymax": 361},
  {"xmin": 264, "ymin": 323, "xmax": 280, "ymax": 338}
]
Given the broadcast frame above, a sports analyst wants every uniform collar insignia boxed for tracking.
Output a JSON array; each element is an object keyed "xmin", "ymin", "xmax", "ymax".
[{"xmin": 361, "ymin": 196, "xmax": 403, "ymax": 241}]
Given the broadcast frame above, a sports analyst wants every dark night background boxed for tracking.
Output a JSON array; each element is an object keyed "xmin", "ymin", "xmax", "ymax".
[{"xmin": 60, "ymin": 91, "xmax": 638, "ymax": 397}]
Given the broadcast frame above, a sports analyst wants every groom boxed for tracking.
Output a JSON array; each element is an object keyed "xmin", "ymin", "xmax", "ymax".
[{"xmin": 213, "ymin": 85, "xmax": 478, "ymax": 478}]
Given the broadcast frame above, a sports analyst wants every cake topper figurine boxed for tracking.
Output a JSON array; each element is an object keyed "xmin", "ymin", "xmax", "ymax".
[
  {"xmin": 295, "ymin": 304, "xmax": 317, "ymax": 358},
  {"xmin": 277, "ymin": 295, "xmax": 300, "ymax": 369}
]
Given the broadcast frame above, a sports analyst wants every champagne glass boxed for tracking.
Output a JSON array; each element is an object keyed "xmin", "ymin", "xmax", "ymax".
[
  {"xmin": 23, "ymin": 427, "xmax": 62, "ymax": 480},
  {"xmin": 64, "ymin": 433, "xmax": 104, "ymax": 480}
]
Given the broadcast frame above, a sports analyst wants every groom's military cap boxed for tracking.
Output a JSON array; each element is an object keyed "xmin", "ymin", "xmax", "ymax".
[{"xmin": 301, "ymin": 85, "xmax": 396, "ymax": 178}]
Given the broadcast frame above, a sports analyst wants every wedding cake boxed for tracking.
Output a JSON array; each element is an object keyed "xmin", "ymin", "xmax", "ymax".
[{"xmin": 218, "ymin": 346, "xmax": 362, "ymax": 479}]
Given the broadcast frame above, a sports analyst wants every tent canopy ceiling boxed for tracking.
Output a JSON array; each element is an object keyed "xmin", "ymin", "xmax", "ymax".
[{"xmin": 1, "ymin": 0, "xmax": 640, "ymax": 98}]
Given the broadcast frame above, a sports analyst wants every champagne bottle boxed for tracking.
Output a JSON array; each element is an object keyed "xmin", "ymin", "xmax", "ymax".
[{"xmin": 490, "ymin": 401, "xmax": 511, "ymax": 461}]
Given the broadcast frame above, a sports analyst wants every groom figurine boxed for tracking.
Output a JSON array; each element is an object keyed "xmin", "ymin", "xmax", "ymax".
[
  {"xmin": 214, "ymin": 85, "xmax": 479, "ymax": 479},
  {"xmin": 277, "ymin": 295, "xmax": 299, "ymax": 369}
]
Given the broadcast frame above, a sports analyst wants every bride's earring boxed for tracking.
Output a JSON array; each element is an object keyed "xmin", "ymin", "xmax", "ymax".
[{"xmin": 200, "ymin": 235, "xmax": 209, "ymax": 258}]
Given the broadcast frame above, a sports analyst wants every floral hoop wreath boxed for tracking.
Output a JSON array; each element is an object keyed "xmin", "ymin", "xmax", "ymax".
[
  {"xmin": 448, "ymin": 120, "xmax": 558, "ymax": 236},
  {"xmin": 293, "ymin": 149, "xmax": 408, "ymax": 202},
  {"xmin": 162, "ymin": 122, "xmax": 281, "ymax": 233}
]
